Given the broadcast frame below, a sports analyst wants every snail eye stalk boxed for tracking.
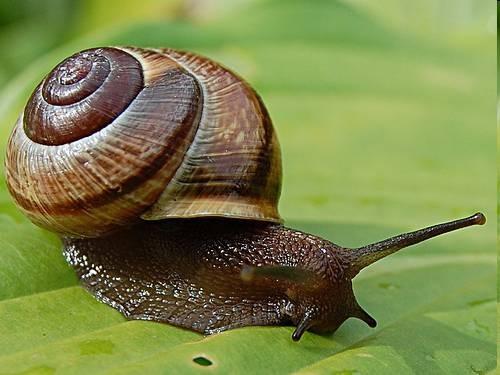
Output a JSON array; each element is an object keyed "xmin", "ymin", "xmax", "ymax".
[{"xmin": 347, "ymin": 212, "xmax": 486, "ymax": 277}]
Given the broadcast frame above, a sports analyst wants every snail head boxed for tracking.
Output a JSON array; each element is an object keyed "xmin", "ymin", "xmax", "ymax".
[{"xmin": 241, "ymin": 212, "xmax": 486, "ymax": 341}]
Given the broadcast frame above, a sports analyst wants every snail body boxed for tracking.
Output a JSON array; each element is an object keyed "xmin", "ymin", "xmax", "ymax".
[{"xmin": 4, "ymin": 47, "xmax": 485, "ymax": 341}]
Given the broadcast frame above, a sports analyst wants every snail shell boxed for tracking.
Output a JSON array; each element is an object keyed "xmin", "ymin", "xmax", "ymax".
[{"xmin": 5, "ymin": 47, "xmax": 282, "ymax": 237}]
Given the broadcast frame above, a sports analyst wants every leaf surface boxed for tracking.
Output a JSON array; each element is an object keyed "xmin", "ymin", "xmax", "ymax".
[{"xmin": 0, "ymin": 0, "xmax": 495, "ymax": 373}]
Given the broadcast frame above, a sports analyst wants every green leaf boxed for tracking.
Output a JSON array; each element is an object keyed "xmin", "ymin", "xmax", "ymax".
[{"xmin": 0, "ymin": 0, "xmax": 495, "ymax": 373}]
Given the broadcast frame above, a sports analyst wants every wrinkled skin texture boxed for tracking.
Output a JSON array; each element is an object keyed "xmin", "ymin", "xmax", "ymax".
[{"xmin": 63, "ymin": 219, "xmax": 374, "ymax": 338}]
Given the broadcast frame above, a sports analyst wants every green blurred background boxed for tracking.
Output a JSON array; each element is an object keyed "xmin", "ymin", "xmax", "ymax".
[
  {"xmin": 0, "ymin": 0, "xmax": 494, "ymax": 87},
  {"xmin": 0, "ymin": 1, "xmax": 496, "ymax": 373}
]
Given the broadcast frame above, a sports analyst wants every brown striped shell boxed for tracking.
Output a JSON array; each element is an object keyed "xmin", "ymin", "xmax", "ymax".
[{"xmin": 5, "ymin": 47, "xmax": 282, "ymax": 237}]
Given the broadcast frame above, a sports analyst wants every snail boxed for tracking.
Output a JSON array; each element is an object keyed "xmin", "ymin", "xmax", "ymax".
[{"xmin": 4, "ymin": 47, "xmax": 486, "ymax": 341}]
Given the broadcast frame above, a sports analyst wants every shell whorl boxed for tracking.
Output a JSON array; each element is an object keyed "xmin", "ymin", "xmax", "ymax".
[
  {"xmin": 5, "ymin": 47, "xmax": 282, "ymax": 237},
  {"xmin": 24, "ymin": 48, "xmax": 143, "ymax": 145}
]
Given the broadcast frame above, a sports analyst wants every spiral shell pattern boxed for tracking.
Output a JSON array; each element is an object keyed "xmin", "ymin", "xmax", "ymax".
[{"xmin": 5, "ymin": 47, "xmax": 282, "ymax": 237}]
